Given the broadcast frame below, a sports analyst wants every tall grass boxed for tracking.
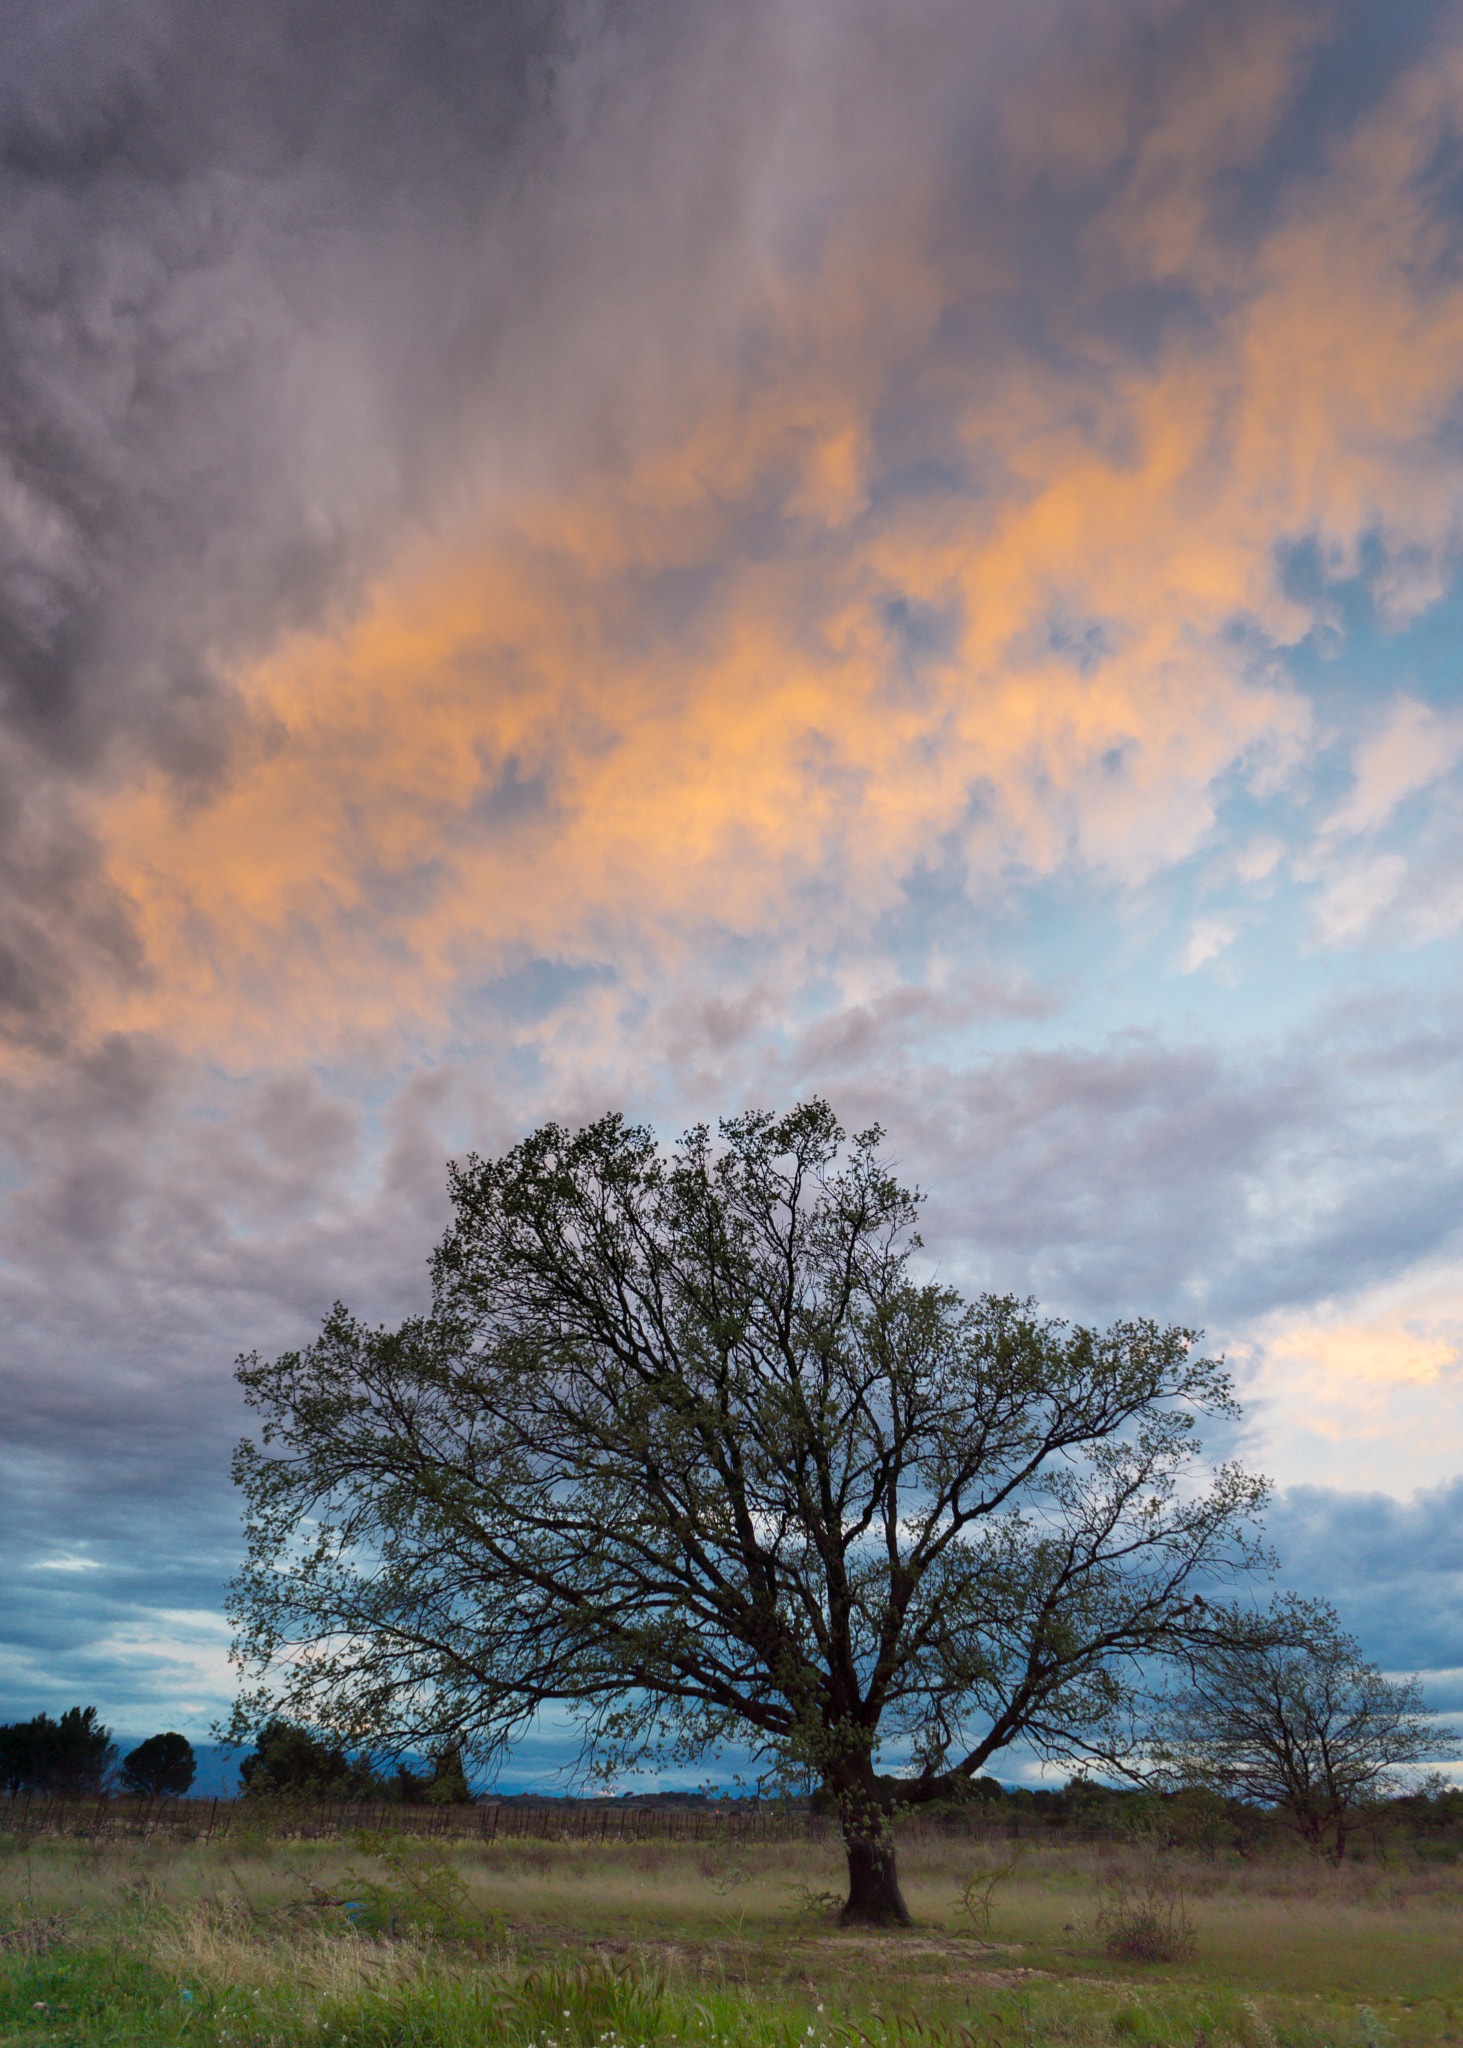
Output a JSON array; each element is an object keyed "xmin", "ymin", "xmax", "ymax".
[{"xmin": 3, "ymin": 1824, "xmax": 1460, "ymax": 2047}]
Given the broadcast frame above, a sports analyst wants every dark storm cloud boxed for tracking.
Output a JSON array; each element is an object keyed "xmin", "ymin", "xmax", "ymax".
[
  {"xmin": 0, "ymin": 0, "xmax": 556, "ymax": 755},
  {"xmin": 1267, "ymin": 1481, "xmax": 1463, "ymax": 1685},
  {"xmin": 0, "ymin": 0, "xmax": 561, "ymax": 1036}
]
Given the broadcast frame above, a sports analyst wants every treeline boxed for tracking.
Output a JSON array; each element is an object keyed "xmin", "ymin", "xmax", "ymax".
[
  {"xmin": 0, "ymin": 1709, "xmax": 194, "ymax": 1797},
  {"xmin": 0, "ymin": 1708, "xmax": 472, "ymax": 1805},
  {"xmin": 815, "ymin": 1771, "xmax": 1463, "ymax": 1856}
]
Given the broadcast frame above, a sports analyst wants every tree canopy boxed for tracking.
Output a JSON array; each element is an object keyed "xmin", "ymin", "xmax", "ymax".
[
  {"xmin": 228, "ymin": 1100, "xmax": 1270, "ymax": 1922},
  {"xmin": 120, "ymin": 1733, "xmax": 197, "ymax": 1799},
  {"xmin": 237, "ymin": 1718, "xmax": 386, "ymax": 1800},
  {"xmin": 0, "ymin": 1708, "xmax": 116, "ymax": 1795}
]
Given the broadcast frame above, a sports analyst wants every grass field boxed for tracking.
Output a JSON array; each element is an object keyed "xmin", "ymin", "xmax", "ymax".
[{"xmin": 2, "ymin": 1820, "xmax": 1459, "ymax": 2047}]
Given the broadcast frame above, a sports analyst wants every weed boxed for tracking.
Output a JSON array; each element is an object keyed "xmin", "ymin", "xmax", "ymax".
[
  {"xmin": 953, "ymin": 1847, "xmax": 1022, "ymax": 1942},
  {"xmin": 789, "ymin": 1883, "xmax": 845, "ymax": 1918},
  {"xmin": 338, "ymin": 1825, "xmax": 479, "ymax": 1938}
]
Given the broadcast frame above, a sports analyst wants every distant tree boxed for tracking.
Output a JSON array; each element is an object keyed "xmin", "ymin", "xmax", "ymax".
[
  {"xmin": 386, "ymin": 1743, "xmax": 471, "ymax": 1804},
  {"xmin": 1163, "ymin": 1783, "xmax": 1230, "ymax": 1856},
  {"xmin": 1148, "ymin": 1595, "xmax": 1458, "ymax": 1860},
  {"xmin": 390, "ymin": 1760, "xmax": 430, "ymax": 1803},
  {"xmin": 0, "ymin": 1709, "xmax": 116, "ymax": 1795},
  {"xmin": 238, "ymin": 1719, "xmax": 384, "ymax": 1800},
  {"xmin": 120, "ymin": 1733, "xmax": 196, "ymax": 1798},
  {"xmin": 424, "ymin": 1742, "xmax": 472, "ymax": 1805},
  {"xmin": 0, "ymin": 1722, "xmax": 28, "ymax": 1793},
  {"xmin": 227, "ymin": 1100, "xmax": 1270, "ymax": 1924}
]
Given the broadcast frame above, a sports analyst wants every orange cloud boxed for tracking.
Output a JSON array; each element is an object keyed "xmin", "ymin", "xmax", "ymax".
[
  {"xmin": 1241, "ymin": 1261, "xmax": 1463, "ymax": 1491},
  {"xmin": 73, "ymin": 16, "xmax": 1463, "ymax": 1066}
]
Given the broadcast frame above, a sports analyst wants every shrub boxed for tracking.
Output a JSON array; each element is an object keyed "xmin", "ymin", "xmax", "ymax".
[{"xmin": 1096, "ymin": 1843, "xmax": 1196, "ymax": 1964}]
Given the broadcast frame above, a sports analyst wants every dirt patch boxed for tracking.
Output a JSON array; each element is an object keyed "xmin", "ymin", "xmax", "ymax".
[
  {"xmin": 795, "ymin": 1935, "xmax": 1052, "ymax": 1986},
  {"xmin": 807, "ymin": 1937, "xmax": 1024, "ymax": 1954}
]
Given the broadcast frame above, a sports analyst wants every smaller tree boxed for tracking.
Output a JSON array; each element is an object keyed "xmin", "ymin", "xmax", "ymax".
[
  {"xmin": 424, "ymin": 1742, "xmax": 472, "ymax": 1805},
  {"xmin": 238, "ymin": 1719, "xmax": 384, "ymax": 1800},
  {"xmin": 0, "ymin": 1723, "xmax": 30, "ymax": 1793},
  {"xmin": 121, "ymin": 1733, "xmax": 196, "ymax": 1798},
  {"xmin": 1149, "ymin": 1596, "xmax": 1457, "ymax": 1859}
]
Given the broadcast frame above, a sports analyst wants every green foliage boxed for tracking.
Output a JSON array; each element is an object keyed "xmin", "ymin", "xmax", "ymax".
[
  {"xmin": 0, "ymin": 1708, "xmax": 116, "ymax": 1795},
  {"xmin": 1165, "ymin": 1786, "xmax": 1229, "ymax": 1856},
  {"xmin": 423, "ymin": 1742, "xmax": 472, "ymax": 1805},
  {"xmin": 121, "ymin": 1732, "xmax": 196, "ymax": 1798}
]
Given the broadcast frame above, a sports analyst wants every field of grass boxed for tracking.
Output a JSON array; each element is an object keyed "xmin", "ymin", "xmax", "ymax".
[{"xmin": 2, "ymin": 1819, "xmax": 1459, "ymax": 2048}]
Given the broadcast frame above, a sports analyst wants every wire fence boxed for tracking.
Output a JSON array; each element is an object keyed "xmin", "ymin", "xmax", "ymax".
[{"xmin": 0, "ymin": 1790, "xmax": 1043, "ymax": 1850}]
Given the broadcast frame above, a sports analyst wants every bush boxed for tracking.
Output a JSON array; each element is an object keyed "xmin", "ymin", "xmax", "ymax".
[{"xmin": 1096, "ymin": 1838, "xmax": 1197, "ymax": 1964}]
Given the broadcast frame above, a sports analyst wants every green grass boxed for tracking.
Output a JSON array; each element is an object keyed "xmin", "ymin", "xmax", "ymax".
[{"xmin": 2, "ymin": 1824, "xmax": 1460, "ymax": 2047}]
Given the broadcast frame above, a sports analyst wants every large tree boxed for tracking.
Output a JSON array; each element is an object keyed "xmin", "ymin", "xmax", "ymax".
[
  {"xmin": 228, "ymin": 1101, "xmax": 1268, "ymax": 1923},
  {"xmin": 1148, "ymin": 1595, "xmax": 1458, "ymax": 1860}
]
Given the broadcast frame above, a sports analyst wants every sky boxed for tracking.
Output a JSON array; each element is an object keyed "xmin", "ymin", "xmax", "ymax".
[{"xmin": 3, "ymin": 0, "xmax": 1463, "ymax": 1788}]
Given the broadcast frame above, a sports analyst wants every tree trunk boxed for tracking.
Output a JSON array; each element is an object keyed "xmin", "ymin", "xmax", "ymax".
[
  {"xmin": 831, "ymin": 1762, "xmax": 912, "ymax": 1926},
  {"xmin": 841, "ymin": 1826, "xmax": 912, "ymax": 1925}
]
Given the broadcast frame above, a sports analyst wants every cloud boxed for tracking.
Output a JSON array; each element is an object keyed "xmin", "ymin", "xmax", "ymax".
[
  {"xmin": 22, "ymin": 0, "xmax": 1463, "ymax": 1072},
  {"xmin": 1267, "ymin": 1478, "xmax": 1463, "ymax": 1679},
  {"xmin": 1323, "ymin": 698, "xmax": 1463, "ymax": 840},
  {"xmin": 1237, "ymin": 1259, "xmax": 1463, "ymax": 1492},
  {"xmin": 1183, "ymin": 917, "xmax": 1238, "ymax": 971}
]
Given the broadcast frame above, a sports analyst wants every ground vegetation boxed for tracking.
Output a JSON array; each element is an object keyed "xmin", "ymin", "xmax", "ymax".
[{"xmin": 2, "ymin": 1814, "xmax": 1462, "ymax": 2048}]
